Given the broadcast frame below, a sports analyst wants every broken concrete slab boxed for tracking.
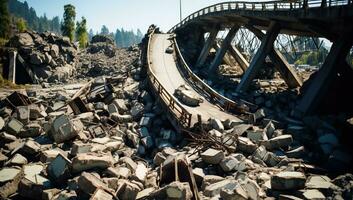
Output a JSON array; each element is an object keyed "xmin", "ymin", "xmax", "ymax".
[
  {"xmin": 5, "ymin": 118, "xmax": 24, "ymax": 135},
  {"xmin": 16, "ymin": 106, "xmax": 30, "ymax": 124},
  {"xmin": 209, "ymin": 118, "xmax": 224, "ymax": 132},
  {"xmin": 40, "ymin": 148, "xmax": 66, "ymax": 163},
  {"xmin": 247, "ymin": 129, "xmax": 268, "ymax": 142},
  {"xmin": 201, "ymin": 148, "xmax": 225, "ymax": 164},
  {"xmin": 220, "ymin": 185, "xmax": 249, "ymax": 200},
  {"xmin": 174, "ymin": 85, "xmax": 203, "ymax": 106},
  {"xmin": 72, "ymin": 152, "xmax": 115, "ymax": 173},
  {"xmin": 271, "ymin": 171, "xmax": 306, "ymax": 190},
  {"xmin": 204, "ymin": 179, "xmax": 238, "ymax": 197},
  {"xmin": 132, "ymin": 163, "xmax": 148, "ymax": 183},
  {"xmin": 50, "ymin": 114, "xmax": 79, "ymax": 143},
  {"xmin": 0, "ymin": 167, "xmax": 21, "ymax": 184},
  {"xmin": 136, "ymin": 188, "xmax": 155, "ymax": 200},
  {"xmin": 302, "ymin": 189, "xmax": 325, "ymax": 200},
  {"xmin": 78, "ymin": 172, "xmax": 112, "ymax": 195},
  {"xmin": 47, "ymin": 153, "xmax": 71, "ymax": 182},
  {"xmin": 305, "ymin": 175, "xmax": 333, "ymax": 190},
  {"xmin": 220, "ymin": 156, "xmax": 239, "ymax": 172},
  {"xmin": 7, "ymin": 153, "xmax": 28, "ymax": 166},
  {"xmin": 90, "ymin": 188, "xmax": 113, "ymax": 200},
  {"xmin": 237, "ymin": 136, "xmax": 257, "ymax": 154},
  {"xmin": 262, "ymin": 135, "xmax": 293, "ymax": 150}
]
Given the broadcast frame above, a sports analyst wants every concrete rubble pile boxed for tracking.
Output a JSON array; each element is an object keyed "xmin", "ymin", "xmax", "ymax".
[
  {"xmin": 0, "ymin": 27, "xmax": 352, "ymax": 200},
  {"xmin": 6, "ymin": 30, "xmax": 78, "ymax": 83},
  {"xmin": 75, "ymin": 35, "xmax": 140, "ymax": 80}
]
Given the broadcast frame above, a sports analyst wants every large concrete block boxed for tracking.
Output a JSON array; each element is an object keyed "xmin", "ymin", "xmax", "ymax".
[
  {"xmin": 271, "ymin": 171, "xmax": 306, "ymax": 190},
  {"xmin": 201, "ymin": 148, "xmax": 225, "ymax": 164},
  {"xmin": 50, "ymin": 114, "xmax": 79, "ymax": 143},
  {"xmin": 72, "ymin": 152, "xmax": 115, "ymax": 173}
]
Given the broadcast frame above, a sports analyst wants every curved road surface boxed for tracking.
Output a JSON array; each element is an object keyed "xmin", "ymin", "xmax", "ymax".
[{"xmin": 150, "ymin": 33, "xmax": 241, "ymax": 126}]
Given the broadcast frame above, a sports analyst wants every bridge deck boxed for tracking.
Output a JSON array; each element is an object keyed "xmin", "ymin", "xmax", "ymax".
[{"xmin": 150, "ymin": 33, "xmax": 240, "ymax": 126}]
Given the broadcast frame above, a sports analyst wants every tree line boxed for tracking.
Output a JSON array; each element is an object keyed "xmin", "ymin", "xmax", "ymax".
[
  {"xmin": 1, "ymin": 0, "xmax": 143, "ymax": 48},
  {"xmin": 8, "ymin": 0, "xmax": 61, "ymax": 34},
  {"xmin": 90, "ymin": 26, "xmax": 143, "ymax": 48}
]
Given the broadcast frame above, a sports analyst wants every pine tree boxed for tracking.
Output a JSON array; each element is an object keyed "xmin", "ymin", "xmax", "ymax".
[
  {"xmin": 0, "ymin": 0, "xmax": 10, "ymax": 38},
  {"xmin": 61, "ymin": 4, "xmax": 76, "ymax": 42},
  {"xmin": 88, "ymin": 29, "xmax": 94, "ymax": 41},
  {"xmin": 100, "ymin": 25, "xmax": 109, "ymax": 35},
  {"xmin": 75, "ymin": 17, "xmax": 88, "ymax": 48},
  {"xmin": 115, "ymin": 29, "xmax": 122, "ymax": 47}
]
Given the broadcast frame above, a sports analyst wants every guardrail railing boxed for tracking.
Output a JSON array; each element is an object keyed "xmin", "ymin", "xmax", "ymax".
[
  {"xmin": 168, "ymin": 0, "xmax": 351, "ymax": 33},
  {"xmin": 173, "ymin": 38, "xmax": 251, "ymax": 114},
  {"xmin": 146, "ymin": 30, "xmax": 192, "ymax": 128}
]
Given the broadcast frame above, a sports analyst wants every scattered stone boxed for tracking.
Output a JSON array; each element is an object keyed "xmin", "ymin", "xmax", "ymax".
[
  {"xmin": 201, "ymin": 148, "xmax": 225, "ymax": 164},
  {"xmin": 72, "ymin": 152, "xmax": 114, "ymax": 173},
  {"xmin": 78, "ymin": 172, "xmax": 112, "ymax": 195},
  {"xmin": 90, "ymin": 188, "xmax": 113, "ymax": 200},
  {"xmin": 302, "ymin": 189, "xmax": 325, "ymax": 200},
  {"xmin": 271, "ymin": 171, "xmax": 306, "ymax": 190}
]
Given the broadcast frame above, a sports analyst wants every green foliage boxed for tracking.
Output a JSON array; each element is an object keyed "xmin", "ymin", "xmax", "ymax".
[
  {"xmin": 61, "ymin": 4, "xmax": 76, "ymax": 42},
  {"xmin": 0, "ymin": 0, "xmax": 10, "ymax": 38},
  {"xmin": 16, "ymin": 17, "xmax": 27, "ymax": 32},
  {"xmin": 8, "ymin": 0, "xmax": 61, "ymax": 34},
  {"xmin": 0, "ymin": 38, "xmax": 8, "ymax": 46},
  {"xmin": 76, "ymin": 17, "xmax": 88, "ymax": 48},
  {"xmin": 294, "ymin": 49, "xmax": 328, "ymax": 66}
]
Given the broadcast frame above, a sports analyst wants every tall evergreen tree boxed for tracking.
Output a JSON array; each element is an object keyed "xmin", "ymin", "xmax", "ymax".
[
  {"xmin": 115, "ymin": 29, "xmax": 122, "ymax": 47},
  {"xmin": 61, "ymin": 4, "xmax": 76, "ymax": 42},
  {"xmin": 75, "ymin": 17, "xmax": 88, "ymax": 48},
  {"xmin": 100, "ymin": 25, "xmax": 109, "ymax": 35},
  {"xmin": 88, "ymin": 29, "xmax": 94, "ymax": 41},
  {"xmin": 0, "ymin": 0, "xmax": 10, "ymax": 38}
]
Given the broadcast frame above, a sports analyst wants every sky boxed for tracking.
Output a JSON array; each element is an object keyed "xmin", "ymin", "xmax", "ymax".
[{"xmin": 22, "ymin": 0, "xmax": 231, "ymax": 34}]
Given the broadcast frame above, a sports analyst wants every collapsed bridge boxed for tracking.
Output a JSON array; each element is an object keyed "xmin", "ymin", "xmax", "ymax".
[{"xmin": 144, "ymin": 0, "xmax": 353, "ymax": 131}]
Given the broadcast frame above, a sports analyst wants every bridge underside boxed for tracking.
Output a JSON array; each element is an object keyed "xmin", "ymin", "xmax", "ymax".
[{"xmin": 173, "ymin": 4, "xmax": 353, "ymax": 117}]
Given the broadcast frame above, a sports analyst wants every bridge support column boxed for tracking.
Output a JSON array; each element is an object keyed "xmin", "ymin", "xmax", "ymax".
[
  {"xmin": 213, "ymin": 43, "xmax": 238, "ymax": 68},
  {"xmin": 208, "ymin": 25, "xmax": 239, "ymax": 73},
  {"xmin": 8, "ymin": 51, "xmax": 17, "ymax": 84},
  {"xmin": 236, "ymin": 22, "xmax": 280, "ymax": 92},
  {"xmin": 245, "ymin": 25, "xmax": 303, "ymax": 89},
  {"xmin": 196, "ymin": 27, "xmax": 219, "ymax": 68},
  {"xmin": 228, "ymin": 45, "xmax": 249, "ymax": 72},
  {"xmin": 293, "ymin": 35, "xmax": 353, "ymax": 117}
]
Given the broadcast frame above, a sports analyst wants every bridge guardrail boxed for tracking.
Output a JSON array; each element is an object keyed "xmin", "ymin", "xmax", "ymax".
[
  {"xmin": 173, "ymin": 38, "xmax": 250, "ymax": 114},
  {"xmin": 168, "ymin": 0, "xmax": 351, "ymax": 33},
  {"xmin": 146, "ymin": 30, "xmax": 192, "ymax": 128}
]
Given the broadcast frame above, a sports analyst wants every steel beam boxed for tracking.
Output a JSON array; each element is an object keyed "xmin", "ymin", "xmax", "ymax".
[
  {"xmin": 293, "ymin": 35, "xmax": 353, "ymax": 117},
  {"xmin": 208, "ymin": 25, "xmax": 239, "ymax": 73},
  {"xmin": 196, "ymin": 27, "xmax": 219, "ymax": 68},
  {"xmin": 236, "ymin": 22, "xmax": 280, "ymax": 92},
  {"xmin": 228, "ymin": 45, "xmax": 249, "ymax": 72},
  {"xmin": 213, "ymin": 42, "xmax": 238, "ymax": 68},
  {"xmin": 246, "ymin": 24, "xmax": 303, "ymax": 89}
]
